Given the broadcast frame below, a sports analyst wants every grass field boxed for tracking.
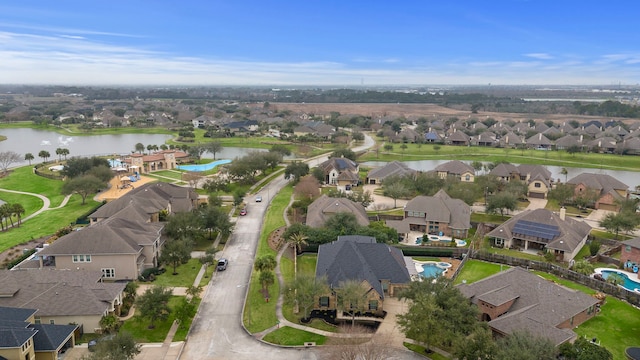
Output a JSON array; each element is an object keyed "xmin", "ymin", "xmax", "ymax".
[
  {"xmin": 152, "ymin": 258, "xmax": 204, "ymax": 287},
  {"xmin": 261, "ymin": 326, "xmax": 327, "ymax": 346},
  {"xmin": 453, "ymin": 259, "xmax": 507, "ymax": 285}
]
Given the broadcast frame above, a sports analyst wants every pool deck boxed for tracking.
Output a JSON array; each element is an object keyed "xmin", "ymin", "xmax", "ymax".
[
  {"xmin": 96, "ymin": 174, "xmax": 158, "ymax": 201},
  {"xmin": 413, "ymin": 258, "xmax": 462, "ymax": 279},
  {"xmin": 594, "ymin": 267, "xmax": 640, "ymax": 282}
]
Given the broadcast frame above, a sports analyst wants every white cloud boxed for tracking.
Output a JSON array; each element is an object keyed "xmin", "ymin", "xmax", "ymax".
[
  {"xmin": 0, "ymin": 30, "xmax": 638, "ymax": 86},
  {"xmin": 524, "ymin": 53, "xmax": 553, "ymax": 60}
]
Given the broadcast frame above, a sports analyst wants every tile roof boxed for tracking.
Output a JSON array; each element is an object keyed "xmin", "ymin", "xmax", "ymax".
[{"xmin": 315, "ymin": 236, "xmax": 411, "ymax": 298}]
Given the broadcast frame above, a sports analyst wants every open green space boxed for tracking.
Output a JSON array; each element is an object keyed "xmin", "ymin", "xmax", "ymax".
[
  {"xmin": 151, "ymin": 258, "xmax": 204, "ymax": 287},
  {"xmin": 121, "ymin": 296, "xmax": 189, "ymax": 343},
  {"xmin": 453, "ymin": 259, "xmax": 508, "ymax": 285},
  {"xmin": 261, "ymin": 326, "xmax": 327, "ymax": 346}
]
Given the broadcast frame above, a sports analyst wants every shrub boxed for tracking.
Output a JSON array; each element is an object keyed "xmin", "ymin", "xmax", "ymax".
[{"xmin": 589, "ymin": 240, "xmax": 601, "ymax": 256}]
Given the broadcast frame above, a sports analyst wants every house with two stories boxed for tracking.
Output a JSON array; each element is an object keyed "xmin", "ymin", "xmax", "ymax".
[
  {"xmin": 489, "ymin": 163, "xmax": 553, "ymax": 199},
  {"xmin": 125, "ymin": 149, "xmax": 190, "ymax": 174},
  {"xmin": 434, "ymin": 160, "xmax": 475, "ymax": 183},
  {"xmin": 486, "ymin": 208, "xmax": 592, "ymax": 262},
  {"xmin": 0, "ymin": 306, "xmax": 77, "ymax": 360},
  {"xmin": 314, "ymin": 236, "xmax": 414, "ymax": 318},
  {"xmin": 0, "ymin": 269, "xmax": 125, "ymax": 334},
  {"xmin": 317, "ymin": 157, "xmax": 360, "ymax": 187},
  {"xmin": 457, "ymin": 267, "xmax": 600, "ymax": 346},
  {"xmin": 385, "ymin": 189, "xmax": 471, "ymax": 239},
  {"xmin": 566, "ymin": 172, "xmax": 628, "ymax": 211}
]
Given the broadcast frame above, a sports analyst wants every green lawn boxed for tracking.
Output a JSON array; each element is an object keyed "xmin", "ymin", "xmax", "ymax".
[
  {"xmin": 120, "ymin": 296, "xmax": 184, "ymax": 343},
  {"xmin": 152, "ymin": 258, "xmax": 203, "ymax": 287},
  {"xmin": 243, "ymin": 185, "xmax": 293, "ymax": 333},
  {"xmin": 403, "ymin": 342, "xmax": 451, "ymax": 359},
  {"xmin": 150, "ymin": 170, "xmax": 184, "ymax": 180},
  {"xmin": 453, "ymin": 259, "xmax": 508, "ymax": 285},
  {"xmin": 261, "ymin": 326, "xmax": 327, "ymax": 346},
  {"xmin": 358, "ymin": 142, "xmax": 640, "ymax": 172}
]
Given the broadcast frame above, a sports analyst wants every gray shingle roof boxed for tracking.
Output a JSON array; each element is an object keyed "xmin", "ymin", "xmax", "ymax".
[
  {"xmin": 622, "ymin": 237, "xmax": 640, "ymax": 249},
  {"xmin": 315, "ymin": 236, "xmax": 411, "ymax": 298},
  {"xmin": 306, "ymin": 195, "xmax": 369, "ymax": 228},
  {"xmin": 403, "ymin": 190, "xmax": 471, "ymax": 230},
  {"xmin": 486, "ymin": 209, "xmax": 591, "ymax": 254},
  {"xmin": 367, "ymin": 161, "xmax": 416, "ymax": 181},
  {"xmin": 31, "ymin": 324, "xmax": 77, "ymax": 351},
  {"xmin": 567, "ymin": 172, "xmax": 628, "ymax": 193},
  {"xmin": 457, "ymin": 267, "xmax": 599, "ymax": 345},
  {"xmin": 0, "ymin": 270, "xmax": 125, "ymax": 317},
  {"xmin": 434, "ymin": 160, "xmax": 474, "ymax": 176}
]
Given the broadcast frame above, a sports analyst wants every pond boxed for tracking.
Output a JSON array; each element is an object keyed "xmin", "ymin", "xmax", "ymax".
[
  {"xmin": 362, "ymin": 159, "xmax": 640, "ymax": 189},
  {"xmin": 0, "ymin": 128, "xmax": 265, "ymax": 168}
]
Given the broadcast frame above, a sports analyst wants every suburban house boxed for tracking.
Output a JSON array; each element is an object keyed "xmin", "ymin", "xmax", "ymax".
[
  {"xmin": 621, "ymin": 237, "xmax": 640, "ymax": 274},
  {"xmin": 305, "ymin": 195, "xmax": 369, "ymax": 228},
  {"xmin": 486, "ymin": 208, "xmax": 592, "ymax": 262},
  {"xmin": 366, "ymin": 161, "xmax": 416, "ymax": 184},
  {"xmin": 89, "ymin": 182, "xmax": 199, "ymax": 224},
  {"xmin": 293, "ymin": 121, "xmax": 336, "ymax": 140},
  {"xmin": 223, "ymin": 119, "xmax": 259, "ymax": 133},
  {"xmin": 566, "ymin": 172, "xmax": 628, "ymax": 211},
  {"xmin": 35, "ymin": 183, "xmax": 198, "ymax": 280},
  {"xmin": 526, "ymin": 133, "xmax": 553, "ymax": 150},
  {"xmin": 445, "ymin": 130, "xmax": 471, "ymax": 146},
  {"xmin": 0, "ymin": 306, "xmax": 77, "ymax": 360},
  {"xmin": 125, "ymin": 149, "xmax": 190, "ymax": 173},
  {"xmin": 36, "ymin": 217, "xmax": 165, "ymax": 281},
  {"xmin": 314, "ymin": 236, "xmax": 414, "ymax": 318},
  {"xmin": 489, "ymin": 163, "xmax": 553, "ymax": 199},
  {"xmin": 457, "ymin": 267, "xmax": 600, "ymax": 346},
  {"xmin": 434, "ymin": 160, "xmax": 475, "ymax": 182},
  {"xmin": 317, "ymin": 157, "xmax": 360, "ymax": 186},
  {"xmin": 0, "ymin": 269, "xmax": 125, "ymax": 334},
  {"xmin": 385, "ymin": 189, "xmax": 471, "ymax": 239}
]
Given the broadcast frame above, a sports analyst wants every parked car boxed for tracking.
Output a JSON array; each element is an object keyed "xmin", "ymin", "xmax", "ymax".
[
  {"xmin": 239, "ymin": 208, "xmax": 247, "ymax": 216},
  {"xmin": 217, "ymin": 258, "xmax": 228, "ymax": 271},
  {"xmin": 255, "ymin": 195, "xmax": 262, "ymax": 202}
]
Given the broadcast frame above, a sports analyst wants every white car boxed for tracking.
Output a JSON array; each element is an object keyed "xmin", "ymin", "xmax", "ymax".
[{"xmin": 255, "ymin": 195, "xmax": 262, "ymax": 202}]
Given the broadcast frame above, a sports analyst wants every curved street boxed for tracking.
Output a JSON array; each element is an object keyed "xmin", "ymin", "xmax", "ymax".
[{"xmin": 179, "ymin": 134, "xmax": 423, "ymax": 359}]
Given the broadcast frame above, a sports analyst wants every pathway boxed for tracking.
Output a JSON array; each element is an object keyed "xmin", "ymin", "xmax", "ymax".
[{"xmin": 0, "ymin": 188, "xmax": 72, "ymax": 224}]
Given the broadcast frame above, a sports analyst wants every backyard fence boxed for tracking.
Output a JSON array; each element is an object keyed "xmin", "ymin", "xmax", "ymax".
[{"xmin": 469, "ymin": 250, "xmax": 640, "ymax": 307}]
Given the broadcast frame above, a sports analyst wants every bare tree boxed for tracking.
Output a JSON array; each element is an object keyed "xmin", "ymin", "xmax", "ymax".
[
  {"xmin": 182, "ymin": 171, "xmax": 203, "ymax": 189},
  {"xmin": 0, "ymin": 151, "xmax": 21, "ymax": 175},
  {"xmin": 294, "ymin": 175, "xmax": 320, "ymax": 199}
]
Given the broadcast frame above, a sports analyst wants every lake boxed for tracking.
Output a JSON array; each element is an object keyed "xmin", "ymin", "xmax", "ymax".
[
  {"xmin": 362, "ymin": 160, "xmax": 640, "ymax": 189},
  {"xmin": 0, "ymin": 128, "xmax": 265, "ymax": 168}
]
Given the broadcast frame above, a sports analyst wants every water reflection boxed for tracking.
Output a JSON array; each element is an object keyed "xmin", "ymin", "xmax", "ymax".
[{"xmin": 362, "ymin": 160, "xmax": 640, "ymax": 189}]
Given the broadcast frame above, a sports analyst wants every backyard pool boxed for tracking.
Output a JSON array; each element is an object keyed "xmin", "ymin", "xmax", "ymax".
[
  {"xmin": 177, "ymin": 159, "xmax": 231, "ymax": 172},
  {"xmin": 598, "ymin": 269, "xmax": 640, "ymax": 293},
  {"xmin": 415, "ymin": 261, "xmax": 452, "ymax": 278},
  {"xmin": 416, "ymin": 236, "xmax": 467, "ymax": 247}
]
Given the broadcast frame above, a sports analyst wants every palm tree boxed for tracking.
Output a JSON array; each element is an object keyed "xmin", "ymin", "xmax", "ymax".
[
  {"xmin": 38, "ymin": 150, "xmax": 50, "ymax": 163},
  {"xmin": 24, "ymin": 153, "xmax": 34, "ymax": 165},
  {"xmin": 287, "ymin": 232, "xmax": 308, "ymax": 280},
  {"xmin": 0, "ymin": 203, "xmax": 10, "ymax": 231},
  {"xmin": 11, "ymin": 203, "xmax": 25, "ymax": 226},
  {"xmin": 560, "ymin": 167, "xmax": 568, "ymax": 183}
]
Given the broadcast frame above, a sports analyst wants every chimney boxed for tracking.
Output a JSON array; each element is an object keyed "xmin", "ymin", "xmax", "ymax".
[
  {"xmin": 579, "ymin": 134, "xmax": 583, "ymax": 143},
  {"xmin": 539, "ymin": 133, "xmax": 542, "ymax": 140},
  {"xmin": 560, "ymin": 207, "xmax": 566, "ymax": 221}
]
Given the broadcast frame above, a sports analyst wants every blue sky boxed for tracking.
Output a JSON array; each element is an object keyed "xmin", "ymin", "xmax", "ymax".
[{"xmin": 1, "ymin": 1, "xmax": 638, "ymax": 86}]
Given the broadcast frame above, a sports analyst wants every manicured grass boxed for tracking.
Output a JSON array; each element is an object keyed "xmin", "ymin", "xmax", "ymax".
[
  {"xmin": 530, "ymin": 271, "xmax": 639, "ymax": 360},
  {"xmin": 470, "ymin": 212, "xmax": 510, "ymax": 224},
  {"xmin": 403, "ymin": 342, "xmax": 451, "ymax": 359},
  {"xmin": 243, "ymin": 185, "xmax": 293, "ymax": 333},
  {"xmin": 151, "ymin": 170, "xmax": 184, "ymax": 180},
  {"xmin": 261, "ymin": 326, "xmax": 327, "ymax": 346},
  {"xmin": 297, "ymin": 253, "xmax": 317, "ymax": 275},
  {"xmin": 413, "ymin": 256, "xmax": 443, "ymax": 262},
  {"xmin": 358, "ymin": 143, "xmax": 640, "ymax": 172},
  {"xmin": 573, "ymin": 244, "xmax": 592, "ymax": 261},
  {"xmin": 152, "ymin": 258, "xmax": 203, "ymax": 287},
  {"xmin": 173, "ymin": 297, "xmax": 202, "ymax": 341},
  {"xmin": 590, "ymin": 229, "xmax": 634, "ymax": 241},
  {"xmin": 575, "ymin": 297, "xmax": 640, "ymax": 360},
  {"xmin": 198, "ymin": 264, "xmax": 215, "ymax": 287},
  {"xmin": 453, "ymin": 259, "xmax": 508, "ymax": 285},
  {"xmin": 120, "ymin": 296, "xmax": 180, "ymax": 343}
]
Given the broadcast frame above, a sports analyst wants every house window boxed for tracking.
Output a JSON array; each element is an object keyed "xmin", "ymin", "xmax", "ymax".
[
  {"xmin": 50, "ymin": 319, "xmax": 55, "ymax": 324},
  {"xmin": 465, "ymin": 175, "xmax": 470, "ymax": 181},
  {"xmin": 319, "ymin": 296, "xmax": 329, "ymax": 307},
  {"xmin": 626, "ymin": 245, "xmax": 632, "ymax": 252},
  {"xmin": 369, "ymin": 300, "xmax": 378, "ymax": 311},
  {"xmin": 102, "ymin": 268, "xmax": 115, "ymax": 279},
  {"xmin": 73, "ymin": 254, "xmax": 91, "ymax": 263},
  {"xmin": 495, "ymin": 238, "xmax": 504, "ymax": 246},
  {"xmin": 534, "ymin": 182, "xmax": 541, "ymax": 188},
  {"xmin": 34, "ymin": 317, "xmax": 41, "ymax": 324}
]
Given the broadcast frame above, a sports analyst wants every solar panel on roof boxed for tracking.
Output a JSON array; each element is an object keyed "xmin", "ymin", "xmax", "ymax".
[{"xmin": 512, "ymin": 220, "xmax": 560, "ymax": 241}]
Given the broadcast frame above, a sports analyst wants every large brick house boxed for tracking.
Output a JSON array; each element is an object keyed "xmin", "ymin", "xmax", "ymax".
[
  {"xmin": 314, "ymin": 236, "xmax": 414, "ymax": 318},
  {"xmin": 385, "ymin": 189, "xmax": 471, "ymax": 239},
  {"xmin": 457, "ymin": 267, "xmax": 600, "ymax": 346},
  {"xmin": 621, "ymin": 237, "xmax": 640, "ymax": 274},
  {"xmin": 566, "ymin": 172, "xmax": 628, "ymax": 211}
]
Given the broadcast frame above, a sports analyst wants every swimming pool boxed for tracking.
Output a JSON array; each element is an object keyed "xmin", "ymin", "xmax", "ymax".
[
  {"xmin": 416, "ymin": 261, "xmax": 452, "ymax": 279},
  {"xmin": 177, "ymin": 159, "xmax": 231, "ymax": 172},
  {"xmin": 600, "ymin": 269, "xmax": 640, "ymax": 293},
  {"xmin": 416, "ymin": 236, "xmax": 467, "ymax": 247}
]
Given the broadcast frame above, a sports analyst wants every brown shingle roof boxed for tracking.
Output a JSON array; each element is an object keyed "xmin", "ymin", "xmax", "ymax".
[{"xmin": 306, "ymin": 195, "xmax": 369, "ymax": 228}]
